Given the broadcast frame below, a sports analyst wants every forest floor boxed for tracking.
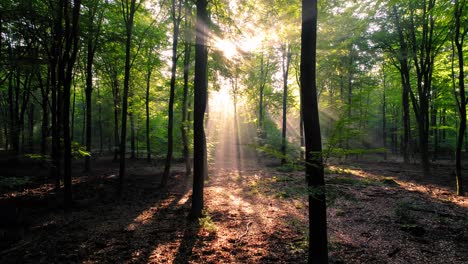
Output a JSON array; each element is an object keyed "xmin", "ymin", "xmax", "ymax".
[
  {"xmin": 1, "ymin": 117, "xmax": 468, "ymax": 263},
  {"xmin": 1, "ymin": 155, "xmax": 468, "ymax": 263}
]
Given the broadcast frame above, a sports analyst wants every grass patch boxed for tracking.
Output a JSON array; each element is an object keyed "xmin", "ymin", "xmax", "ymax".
[
  {"xmin": 199, "ymin": 212, "xmax": 217, "ymax": 233},
  {"xmin": 327, "ymin": 176, "xmax": 376, "ymax": 186}
]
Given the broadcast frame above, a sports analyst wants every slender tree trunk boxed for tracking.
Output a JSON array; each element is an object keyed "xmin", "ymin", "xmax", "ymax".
[
  {"xmin": 181, "ymin": 29, "xmax": 192, "ymax": 176},
  {"xmin": 431, "ymin": 103, "xmax": 438, "ymax": 161},
  {"xmin": 393, "ymin": 6, "xmax": 412, "ymax": 164},
  {"xmin": 301, "ymin": 1, "xmax": 328, "ymax": 262},
  {"xmin": 98, "ymin": 87, "xmax": 103, "ymax": 153},
  {"xmin": 382, "ymin": 69, "xmax": 387, "ymax": 160},
  {"xmin": 161, "ymin": 0, "xmax": 182, "ymax": 187},
  {"xmin": 27, "ymin": 104, "xmax": 34, "ymax": 152},
  {"xmin": 259, "ymin": 54, "xmax": 265, "ymax": 132},
  {"xmin": 112, "ymin": 71, "xmax": 120, "ymax": 162},
  {"xmin": 38, "ymin": 69, "xmax": 50, "ymax": 155},
  {"xmin": 71, "ymin": 82, "xmax": 76, "ymax": 141},
  {"xmin": 145, "ymin": 68, "xmax": 151, "ymax": 162},
  {"xmin": 454, "ymin": 0, "xmax": 466, "ymax": 195},
  {"xmin": 281, "ymin": 45, "xmax": 291, "ymax": 165},
  {"xmin": 189, "ymin": 0, "xmax": 208, "ymax": 221},
  {"xmin": 50, "ymin": 0, "xmax": 63, "ymax": 191},
  {"xmin": 119, "ymin": 0, "xmax": 139, "ymax": 195},
  {"xmin": 130, "ymin": 110, "xmax": 136, "ymax": 159},
  {"xmin": 85, "ymin": 43, "xmax": 94, "ymax": 171}
]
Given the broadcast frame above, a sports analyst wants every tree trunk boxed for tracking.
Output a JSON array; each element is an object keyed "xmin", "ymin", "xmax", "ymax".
[
  {"xmin": 145, "ymin": 68, "xmax": 152, "ymax": 162},
  {"xmin": 119, "ymin": 0, "xmax": 139, "ymax": 196},
  {"xmin": 98, "ymin": 87, "xmax": 103, "ymax": 153},
  {"xmin": 393, "ymin": 6, "xmax": 412, "ymax": 164},
  {"xmin": 85, "ymin": 33, "xmax": 95, "ymax": 171},
  {"xmin": 301, "ymin": 1, "xmax": 328, "ymax": 263},
  {"xmin": 27, "ymin": 104, "xmax": 34, "ymax": 152},
  {"xmin": 62, "ymin": 0, "xmax": 82, "ymax": 208},
  {"xmin": 181, "ymin": 27, "xmax": 192, "ymax": 176},
  {"xmin": 189, "ymin": 0, "xmax": 208, "ymax": 221},
  {"xmin": 382, "ymin": 68, "xmax": 387, "ymax": 160},
  {"xmin": 161, "ymin": 0, "xmax": 182, "ymax": 187},
  {"xmin": 454, "ymin": 0, "xmax": 466, "ymax": 196},
  {"xmin": 112, "ymin": 70, "xmax": 120, "ymax": 162},
  {"xmin": 259, "ymin": 54, "xmax": 265, "ymax": 132},
  {"xmin": 130, "ymin": 110, "xmax": 136, "ymax": 159},
  {"xmin": 281, "ymin": 44, "xmax": 291, "ymax": 165}
]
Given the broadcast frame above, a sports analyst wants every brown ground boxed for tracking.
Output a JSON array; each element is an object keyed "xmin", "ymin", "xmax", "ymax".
[{"xmin": 0, "ymin": 117, "xmax": 467, "ymax": 263}]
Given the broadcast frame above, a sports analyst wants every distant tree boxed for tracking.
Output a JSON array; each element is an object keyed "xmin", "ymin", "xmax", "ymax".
[{"xmin": 300, "ymin": 0, "xmax": 328, "ymax": 263}]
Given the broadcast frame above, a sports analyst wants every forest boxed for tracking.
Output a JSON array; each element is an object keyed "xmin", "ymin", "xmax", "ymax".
[{"xmin": 0, "ymin": 0, "xmax": 467, "ymax": 263}]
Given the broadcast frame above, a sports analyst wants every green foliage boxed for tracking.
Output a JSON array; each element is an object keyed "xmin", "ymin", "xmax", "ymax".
[
  {"xmin": 72, "ymin": 141, "xmax": 91, "ymax": 159},
  {"xmin": 199, "ymin": 212, "xmax": 217, "ymax": 233},
  {"xmin": 24, "ymin": 154, "xmax": 51, "ymax": 162},
  {"xmin": 0, "ymin": 177, "xmax": 31, "ymax": 190}
]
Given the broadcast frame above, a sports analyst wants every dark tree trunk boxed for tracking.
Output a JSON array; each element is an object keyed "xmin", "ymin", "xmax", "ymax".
[
  {"xmin": 301, "ymin": 1, "xmax": 328, "ymax": 263},
  {"xmin": 50, "ymin": 0, "xmax": 64, "ymax": 191},
  {"xmin": 119, "ymin": 0, "xmax": 139, "ymax": 196},
  {"xmin": 281, "ymin": 45, "xmax": 291, "ymax": 165},
  {"xmin": 259, "ymin": 54, "xmax": 265, "ymax": 131},
  {"xmin": 38, "ymin": 69, "xmax": 50, "ymax": 155},
  {"xmin": 431, "ymin": 103, "xmax": 438, "ymax": 161},
  {"xmin": 145, "ymin": 68, "xmax": 151, "ymax": 162},
  {"xmin": 408, "ymin": 3, "xmax": 436, "ymax": 177},
  {"xmin": 98, "ymin": 87, "xmax": 103, "ymax": 153},
  {"xmin": 189, "ymin": 0, "xmax": 208, "ymax": 221},
  {"xmin": 62, "ymin": 0, "xmax": 82, "ymax": 208},
  {"xmin": 393, "ymin": 6, "xmax": 412, "ymax": 164},
  {"xmin": 161, "ymin": 0, "xmax": 182, "ymax": 187},
  {"xmin": 130, "ymin": 111, "xmax": 136, "ymax": 159},
  {"xmin": 112, "ymin": 70, "xmax": 120, "ymax": 162},
  {"xmin": 181, "ymin": 26, "xmax": 192, "ymax": 176},
  {"xmin": 454, "ymin": 0, "xmax": 466, "ymax": 196},
  {"xmin": 382, "ymin": 68, "xmax": 387, "ymax": 160},
  {"xmin": 85, "ymin": 36, "xmax": 95, "ymax": 171},
  {"xmin": 27, "ymin": 104, "xmax": 34, "ymax": 152}
]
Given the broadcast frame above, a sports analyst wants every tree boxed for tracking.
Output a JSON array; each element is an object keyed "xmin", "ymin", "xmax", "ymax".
[
  {"xmin": 181, "ymin": 2, "xmax": 193, "ymax": 176},
  {"xmin": 161, "ymin": 0, "xmax": 183, "ymax": 187},
  {"xmin": 84, "ymin": 0, "xmax": 105, "ymax": 172},
  {"xmin": 281, "ymin": 44, "xmax": 292, "ymax": 165},
  {"xmin": 189, "ymin": 0, "xmax": 208, "ymax": 221},
  {"xmin": 119, "ymin": 0, "xmax": 142, "ymax": 195},
  {"xmin": 300, "ymin": 0, "xmax": 328, "ymax": 263},
  {"xmin": 453, "ymin": 0, "xmax": 466, "ymax": 196}
]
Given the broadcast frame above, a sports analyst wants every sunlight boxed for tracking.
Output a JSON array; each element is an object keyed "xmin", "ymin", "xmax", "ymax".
[
  {"xmin": 329, "ymin": 165, "xmax": 468, "ymax": 208},
  {"xmin": 210, "ymin": 84, "xmax": 235, "ymax": 117},
  {"xmin": 213, "ymin": 37, "xmax": 238, "ymax": 59}
]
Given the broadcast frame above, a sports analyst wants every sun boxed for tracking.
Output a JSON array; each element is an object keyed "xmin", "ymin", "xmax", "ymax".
[
  {"xmin": 210, "ymin": 84, "xmax": 234, "ymax": 118},
  {"xmin": 213, "ymin": 38, "xmax": 238, "ymax": 59}
]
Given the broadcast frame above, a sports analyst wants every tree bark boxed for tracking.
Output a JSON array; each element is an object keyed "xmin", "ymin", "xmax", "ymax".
[
  {"xmin": 119, "ymin": 0, "xmax": 139, "ymax": 196},
  {"xmin": 301, "ymin": 1, "xmax": 328, "ymax": 263},
  {"xmin": 281, "ymin": 44, "xmax": 291, "ymax": 165},
  {"xmin": 454, "ymin": 0, "xmax": 466, "ymax": 196},
  {"xmin": 161, "ymin": 0, "xmax": 182, "ymax": 187},
  {"xmin": 181, "ymin": 22, "xmax": 192, "ymax": 176},
  {"xmin": 145, "ymin": 67, "xmax": 152, "ymax": 162},
  {"xmin": 189, "ymin": 0, "xmax": 208, "ymax": 221}
]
